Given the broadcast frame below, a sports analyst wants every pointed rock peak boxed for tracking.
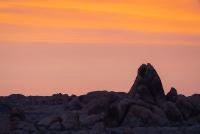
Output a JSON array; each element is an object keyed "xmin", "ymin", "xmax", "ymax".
[
  {"xmin": 166, "ymin": 87, "xmax": 178, "ymax": 102},
  {"xmin": 129, "ymin": 63, "xmax": 165, "ymax": 104}
]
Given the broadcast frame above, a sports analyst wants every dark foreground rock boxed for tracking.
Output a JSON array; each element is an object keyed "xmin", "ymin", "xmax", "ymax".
[{"xmin": 0, "ymin": 63, "xmax": 199, "ymax": 134}]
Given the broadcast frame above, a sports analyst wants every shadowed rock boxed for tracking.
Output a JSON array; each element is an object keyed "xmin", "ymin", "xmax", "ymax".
[
  {"xmin": 166, "ymin": 87, "xmax": 178, "ymax": 102},
  {"xmin": 129, "ymin": 63, "xmax": 165, "ymax": 104}
]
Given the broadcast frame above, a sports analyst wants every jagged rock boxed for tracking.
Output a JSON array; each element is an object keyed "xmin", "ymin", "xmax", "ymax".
[
  {"xmin": 166, "ymin": 87, "xmax": 178, "ymax": 102},
  {"xmin": 129, "ymin": 63, "xmax": 165, "ymax": 104},
  {"xmin": 50, "ymin": 93, "xmax": 69, "ymax": 105},
  {"xmin": 163, "ymin": 101, "xmax": 183, "ymax": 122}
]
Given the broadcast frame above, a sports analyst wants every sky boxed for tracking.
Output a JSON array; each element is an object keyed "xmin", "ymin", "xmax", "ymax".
[{"xmin": 0, "ymin": 0, "xmax": 200, "ymax": 96}]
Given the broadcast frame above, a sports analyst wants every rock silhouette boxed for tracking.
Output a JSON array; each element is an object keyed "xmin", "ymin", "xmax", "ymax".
[
  {"xmin": 129, "ymin": 63, "xmax": 165, "ymax": 104},
  {"xmin": 0, "ymin": 63, "xmax": 200, "ymax": 134}
]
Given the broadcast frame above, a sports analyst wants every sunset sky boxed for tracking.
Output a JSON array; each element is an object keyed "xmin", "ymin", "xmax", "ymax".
[{"xmin": 0, "ymin": 0, "xmax": 200, "ymax": 96}]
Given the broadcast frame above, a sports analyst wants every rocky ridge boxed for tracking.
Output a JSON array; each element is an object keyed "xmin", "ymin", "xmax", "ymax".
[{"xmin": 0, "ymin": 63, "xmax": 200, "ymax": 134}]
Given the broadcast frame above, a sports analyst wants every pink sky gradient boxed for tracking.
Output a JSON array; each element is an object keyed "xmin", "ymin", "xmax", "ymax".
[{"xmin": 0, "ymin": 43, "xmax": 199, "ymax": 96}]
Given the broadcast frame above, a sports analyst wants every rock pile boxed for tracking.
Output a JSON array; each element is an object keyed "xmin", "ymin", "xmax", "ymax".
[{"xmin": 0, "ymin": 63, "xmax": 199, "ymax": 134}]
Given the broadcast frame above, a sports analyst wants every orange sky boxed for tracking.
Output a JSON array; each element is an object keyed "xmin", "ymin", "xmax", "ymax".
[{"xmin": 0, "ymin": 0, "xmax": 200, "ymax": 96}]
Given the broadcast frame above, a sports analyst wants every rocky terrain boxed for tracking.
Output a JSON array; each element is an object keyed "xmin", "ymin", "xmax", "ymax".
[{"xmin": 0, "ymin": 63, "xmax": 200, "ymax": 134}]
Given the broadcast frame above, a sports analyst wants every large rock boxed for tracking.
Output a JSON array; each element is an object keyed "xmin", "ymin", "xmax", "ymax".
[
  {"xmin": 166, "ymin": 87, "xmax": 178, "ymax": 102},
  {"xmin": 176, "ymin": 95, "xmax": 197, "ymax": 120},
  {"xmin": 188, "ymin": 94, "xmax": 200, "ymax": 113},
  {"xmin": 104, "ymin": 98, "xmax": 134, "ymax": 127},
  {"xmin": 122, "ymin": 104, "xmax": 168, "ymax": 127},
  {"xmin": 129, "ymin": 63, "xmax": 165, "ymax": 104},
  {"xmin": 163, "ymin": 101, "xmax": 183, "ymax": 123},
  {"xmin": 86, "ymin": 97, "xmax": 111, "ymax": 115},
  {"xmin": 80, "ymin": 91, "xmax": 120, "ymax": 104}
]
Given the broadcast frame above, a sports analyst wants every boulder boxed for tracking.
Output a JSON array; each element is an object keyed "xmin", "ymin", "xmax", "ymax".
[
  {"xmin": 166, "ymin": 87, "xmax": 178, "ymax": 102},
  {"xmin": 122, "ymin": 105, "xmax": 168, "ymax": 127},
  {"xmin": 129, "ymin": 63, "xmax": 165, "ymax": 104},
  {"xmin": 188, "ymin": 94, "xmax": 200, "ymax": 113},
  {"xmin": 86, "ymin": 97, "xmax": 111, "ymax": 115},
  {"xmin": 176, "ymin": 96, "xmax": 197, "ymax": 120},
  {"xmin": 163, "ymin": 101, "xmax": 183, "ymax": 122}
]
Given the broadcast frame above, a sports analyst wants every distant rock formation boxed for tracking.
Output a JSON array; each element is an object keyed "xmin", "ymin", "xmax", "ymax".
[
  {"xmin": 129, "ymin": 63, "xmax": 165, "ymax": 104},
  {"xmin": 0, "ymin": 63, "xmax": 200, "ymax": 134}
]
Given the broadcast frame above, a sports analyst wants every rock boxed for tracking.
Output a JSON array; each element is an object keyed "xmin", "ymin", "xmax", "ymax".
[
  {"xmin": 80, "ymin": 91, "xmax": 120, "ymax": 104},
  {"xmin": 70, "ymin": 130, "xmax": 90, "ymax": 134},
  {"xmin": 66, "ymin": 97, "xmax": 82, "ymax": 111},
  {"xmin": 129, "ymin": 63, "xmax": 165, "ymax": 104},
  {"xmin": 163, "ymin": 101, "xmax": 183, "ymax": 123},
  {"xmin": 37, "ymin": 115, "xmax": 62, "ymax": 129},
  {"xmin": 122, "ymin": 105, "xmax": 168, "ymax": 127},
  {"xmin": 11, "ymin": 121, "xmax": 37, "ymax": 133},
  {"xmin": 104, "ymin": 102, "xmax": 121, "ymax": 127},
  {"xmin": 107, "ymin": 127, "xmax": 134, "ymax": 134},
  {"xmin": 51, "ymin": 93, "xmax": 69, "ymax": 105},
  {"xmin": 10, "ymin": 107, "xmax": 25, "ymax": 121},
  {"xmin": 131, "ymin": 84, "xmax": 155, "ymax": 104},
  {"xmin": 91, "ymin": 122, "xmax": 105, "ymax": 134},
  {"xmin": 0, "ymin": 114, "xmax": 11, "ymax": 133},
  {"xmin": 61, "ymin": 111, "xmax": 79, "ymax": 130},
  {"xmin": 86, "ymin": 97, "xmax": 111, "ymax": 115},
  {"xmin": 80, "ymin": 113, "xmax": 104, "ymax": 127},
  {"xmin": 104, "ymin": 98, "xmax": 135, "ymax": 127},
  {"xmin": 176, "ymin": 96, "xmax": 197, "ymax": 120},
  {"xmin": 0, "ymin": 103, "xmax": 11, "ymax": 114},
  {"xmin": 166, "ymin": 87, "xmax": 178, "ymax": 102},
  {"xmin": 188, "ymin": 94, "xmax": 200, "ymax": 113},
  {"xmin": 48, "ymin": 121, "xmax": 64, "ymax": 130}
]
